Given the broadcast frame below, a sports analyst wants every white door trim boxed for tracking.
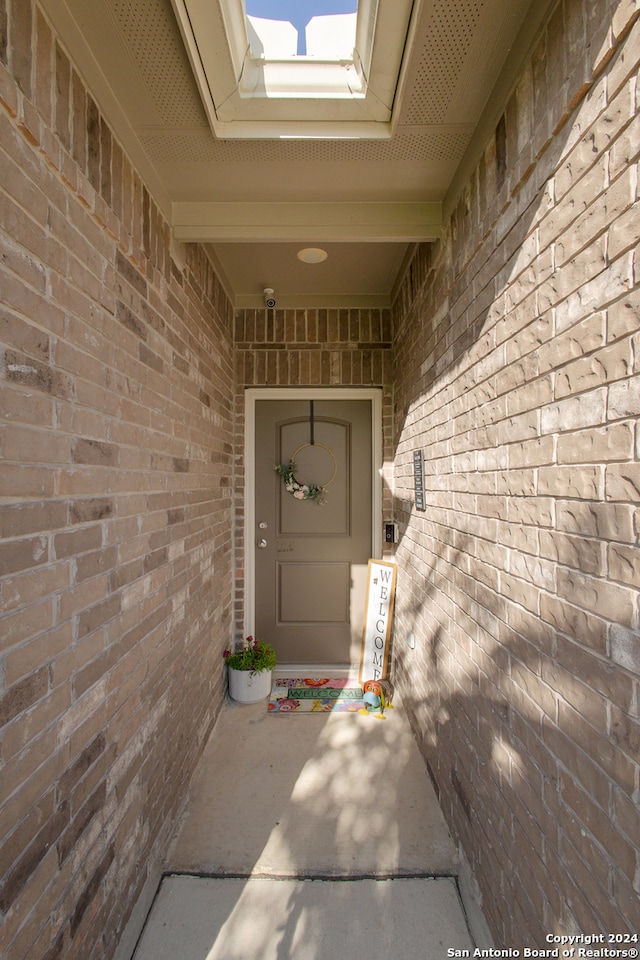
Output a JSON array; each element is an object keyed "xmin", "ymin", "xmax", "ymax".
[{"xmin": 244, "ymin": 387, "xmax": 383, "ymax": 639}]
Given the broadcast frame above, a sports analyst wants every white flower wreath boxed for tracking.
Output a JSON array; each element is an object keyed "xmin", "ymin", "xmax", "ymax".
[
  {"xmin": 275, "ymin": 442, "xmax": 337, "ymax": 505},
  {"xmin": 274, "ymin": 459, "xmax": 327, "ymax": 505}
]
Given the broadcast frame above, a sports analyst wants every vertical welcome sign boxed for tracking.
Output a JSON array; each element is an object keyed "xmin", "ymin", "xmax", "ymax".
[{"xmin": 359, "ymin": 560, "xmax": 396, "ymax": 684}]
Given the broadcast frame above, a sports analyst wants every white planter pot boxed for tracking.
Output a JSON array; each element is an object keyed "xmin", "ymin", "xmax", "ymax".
[{"xmin": 227, "ymin": 667, "xmax": 273, "ymax": 703}]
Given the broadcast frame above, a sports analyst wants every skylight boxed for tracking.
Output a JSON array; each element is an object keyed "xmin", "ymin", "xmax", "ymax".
[
  {"xmin": 245, "ymin": 1, "xmax": 358, "ymax": 59},
  {"xmin": 169, "ymin": 0, "xmax": 414, "ymax": 137}
]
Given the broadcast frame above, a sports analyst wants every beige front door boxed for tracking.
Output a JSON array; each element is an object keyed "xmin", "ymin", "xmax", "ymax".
[{"xmin": 255, "ymin": 398, "xmax": 372, "ymax": 664}]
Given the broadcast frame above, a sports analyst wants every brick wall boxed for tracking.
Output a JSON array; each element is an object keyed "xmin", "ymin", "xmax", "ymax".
[
  {"xmin": 233, "ymin": 309, "xmax": 395, "ymax": 639},
  {"xmin": 0, "ymin": 4, "xmax": 235, "ymax": 959},
  {"xmin": 392, "ymin": 0, "xmax": 640, "ymax": 943}
]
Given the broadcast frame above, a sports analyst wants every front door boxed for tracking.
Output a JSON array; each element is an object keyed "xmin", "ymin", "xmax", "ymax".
[{"xmin": 254, "ymin": 398, "xmax": 372, "ymax": 664}]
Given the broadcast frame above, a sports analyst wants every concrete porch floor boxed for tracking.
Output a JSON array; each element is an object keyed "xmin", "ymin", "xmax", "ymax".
[{"xmin": 129, "ymin": 682, "xmax": 489, "ymax": 959}]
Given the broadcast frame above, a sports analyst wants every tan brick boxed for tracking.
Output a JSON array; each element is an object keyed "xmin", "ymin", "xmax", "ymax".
[
  {"xmin": 608, "ymin": 542, "xmax": 640, "ymax": 585},
  {"xmin": 509, "ymin": 549, "xmax": 556, "ymax": 590},
  {"xmin": 610, "ymin": 111, "xmax": 640, "ymax": 180},
  {"xmin": 0, "ymin": 587, "xmax": 57, "ymax": 643},
  {"xmin": 557, "ymin": 632, "xmax": 636, "ymax": 711},
  {"xmin": 542, "ymin": 716, "xmax": 610, "ymax": 810},
  {"xmin": 0, "ymin": 535, "xmax": 49, "ymax": 577},
  {"xmin": 55, "ymin": 466, "xmax": 110, "ymax": 497},
  {"xmin": 508, "ymin": 436, "xmax": 555, "ymax": 468},
  {"xmin": 542, "ymin": 387, "xmax": 608, "ymax": 433},
  {"xmin": 0, "ymin": 423, "xmax": 71, "ymax": 464},
  {"xmin": 506, "ymin": 496, "xmax": 554, "ymax": 527},
  {"xmin": 0, "ymin": 381, "xmax": 55, "ymax": 428},
  {"xmin": 71, "ymin": 438, "xmax": 118, "ymax": 467},
  {"xmin": 556, "ymin": 830, "xmax": 625, "ymax": 928},
  {"xmin": 505, "ymin": 376, "xmax": 553, "ymax": 416},
  {"xmin": 0, "ymin": 788, "xmax": 54, "ymax": 880},
  {"xmin": 77, "ymin": 594, "xmax": 121, "ymax": 640},
  {"xmin": 500, "ymin": 572, "xmax": 541, "ymax": 614},
  {"xmin": 53, "ymin": 633, "xmax": 106, "ymax": 708},
  {"xmin": 609, "ymin": 705, "xmax": 640, "ymax": 767},
  {"xmin": 540, "ymin": 529, "xmax": 604, "ymax": 575},
  {"xmin": 610, "ymin": 624, "xmax": 640, "ymax": 673},
  {"xmin": 610, "ymin": 201, "xmax": 640, "ymax": 260},
  {"xmin": 608, "ymin": 373, "xmax": 640, "ymax": 417},
  {"xmin": 55, "ymin": 679, "xmax": 109, "ymax": 749},
  {"xmin": 539, "ymin": 312, "xmax": 606, "ymax": 374},
  {"xmin": 69, "ymin": 498, "xmax": 114, "ymax": 524},
  {"xmin": 555, "ymin": 257, "xmax": 633, "ymax": 334},
  {"xmin": 510, "ymin": 657, "xmax": 558, "ymax": 719},
  {"xmin": 552, "ymin": 149, "xmax": 607, "ymax": 219},
  {"xmin": 607, "ymin": 290, "xmax": 640, "ymax": 340},
  {"xmin": 540, "ymin": 592, "xmax": 609, "ymax": 654},
  {"xmin": 542, "ymin": 660, "xmax": 607, "ymax": 731},
  {"xmin": 609, "ymin": 870, "xmax": 640, "ymax": 935},
  {"xmin": 0, "ymin": 500, "xmax": 67, "ymax": 538},
  {"xmin": 54, "ymin": 525, "xmax": 102, "ymax": 560},
  {"xmin": 550, "ymin": 240, "xmax": 608, "ymax": 307},
  {"xmin": 556, "ymin": 499, "xmax": 636, "ymax": 540},
  {"xmin": 0, "ymin": 198, "xmax": 62, "ymax": 286},
  {"xmin": 613, "ymin": 783, "xmax": 640, "ymax": 846},
  {"xmin": 559, "ymin": 698, "xmax": 637, "ymax": 792},
  {"xmin": 557, "ymin": 421, "xmax": 635, "ymax": 463},
  {"xmin": 4, "ymin": 349, "xmax": 72, "ymax": 398},
  {"xmin": 556, "ymin": 341, "xmax": 633, "ymax": 399},
  {"xmin": 75, "ymin": 546, "xmax": 117, "ymax": 584},
  {"xmin": 538, "ymin": 464, "xmax": 603, "ymax": 498},
  {"xmin": 0, "ymin": 307, "xmax": 51, "ymax": 363},
  {"xmin": 56, "ymin": 576, "xmax": 109, "ymax": 625},
  {"xmin": 609, "ymin": 22, "xmax": 640, "ymax": 123},
  {"xmin": 1, "ymin": 681, "xmax": 71, "ymax": 766},
  {"xmin": 611, "ymin": 0, "xmax": 640, "ymax": 40},
  {"xmin": 606, "ymin": 461, "xmax": 640, "ymax": 500},
  {"xmin": 0, "ymin": 667, "xmax": 49, "ymax": 728},
  {"xmin": 557, "ymin": 567, "xmax": 636, "ymax": 625},
  {"xmin": 3, "ymin": 622, "xmax": 72, "ymax": 687},
  {"xmin": 557, "ymin": 169, "xmax": 634, "ymax": 266}
]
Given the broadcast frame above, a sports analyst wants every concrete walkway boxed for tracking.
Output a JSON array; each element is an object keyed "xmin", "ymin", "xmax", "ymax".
[{"xmin": 130, "ymin": 687, "xmax": 483, "ymax": 960}]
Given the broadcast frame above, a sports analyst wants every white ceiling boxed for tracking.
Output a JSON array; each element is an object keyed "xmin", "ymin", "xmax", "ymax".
[{"xmin": 41, "ymin": 0, "xmax": 553, "ymax": 309}]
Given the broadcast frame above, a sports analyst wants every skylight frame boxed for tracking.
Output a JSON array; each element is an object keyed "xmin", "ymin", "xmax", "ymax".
[{"xmin": 169, "ymin": 0, "xmax": 415, "ymax": 137}]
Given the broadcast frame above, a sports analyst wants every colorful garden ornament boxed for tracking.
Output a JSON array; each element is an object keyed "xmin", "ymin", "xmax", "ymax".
[{"xmin": 358, "ymin": 679, "xmax": 394, "ymax": 719}]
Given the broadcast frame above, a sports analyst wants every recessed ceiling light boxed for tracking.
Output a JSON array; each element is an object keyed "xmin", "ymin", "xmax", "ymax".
[{"xmin": 297, "ymin": 247, "xmax": 328, "ymax": 264}]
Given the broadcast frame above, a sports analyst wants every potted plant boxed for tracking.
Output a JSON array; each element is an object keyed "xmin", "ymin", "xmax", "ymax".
[{"xmin": 223, "ymin": 636, "xmax": 277, "ymax": 703}]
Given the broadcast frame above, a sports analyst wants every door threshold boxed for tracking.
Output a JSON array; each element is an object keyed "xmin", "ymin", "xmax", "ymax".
[{"xmin": 274, "ymin": 663, "xmax": 358, "ymax": 679}]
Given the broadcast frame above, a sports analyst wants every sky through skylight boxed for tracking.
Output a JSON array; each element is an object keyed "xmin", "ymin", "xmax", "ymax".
[{"xmin": 245, "ymin": 0, "xmax": 358, "ymax": 56}]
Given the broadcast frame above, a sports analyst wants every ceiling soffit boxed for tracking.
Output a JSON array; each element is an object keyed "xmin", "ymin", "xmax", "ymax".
[{"xmin": 37, "ymin": 0, "xmax": 548, "ymax": 306}]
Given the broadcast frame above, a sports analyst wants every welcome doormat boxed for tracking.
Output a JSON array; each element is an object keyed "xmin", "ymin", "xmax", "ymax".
[{"xmin": 267, "ymin": 677, "xmax": 365, "ymax": 713}]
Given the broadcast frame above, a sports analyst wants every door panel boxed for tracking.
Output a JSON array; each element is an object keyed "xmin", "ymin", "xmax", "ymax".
[
  {"xmin": 255, "ymin": 399, "xmax": 372, "ymax": 664},
  {"xmin": 278, "ymin": 561, "xmax": 350, "ymax": 623}
]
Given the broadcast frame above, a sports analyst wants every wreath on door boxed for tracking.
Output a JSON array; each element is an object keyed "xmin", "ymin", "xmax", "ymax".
[{"xmin": 275, "ymin": 442, "xmax": 336, "ymax": 506}]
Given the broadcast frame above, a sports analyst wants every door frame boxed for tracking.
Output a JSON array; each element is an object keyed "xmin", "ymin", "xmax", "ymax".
[{"xmin": 244, "ymin": 387, "xmax": 383, "ymax": 640}]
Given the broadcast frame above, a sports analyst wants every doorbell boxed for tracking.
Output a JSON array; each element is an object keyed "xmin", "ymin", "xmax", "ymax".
[{"xmin": 385, "ymin": 522, "xmax": 398, "ymax": 543}]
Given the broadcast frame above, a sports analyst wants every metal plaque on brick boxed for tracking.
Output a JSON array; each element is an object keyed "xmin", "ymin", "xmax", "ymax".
[{"xmin": 413, "ymin": 449, "xmax": 425, "ymax": 511}]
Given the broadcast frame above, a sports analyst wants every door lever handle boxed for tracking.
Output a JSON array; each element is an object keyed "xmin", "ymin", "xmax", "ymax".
[{"xmin": 257, "ymin": 538, "xmax": 267, "ymax": 549}]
